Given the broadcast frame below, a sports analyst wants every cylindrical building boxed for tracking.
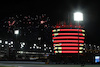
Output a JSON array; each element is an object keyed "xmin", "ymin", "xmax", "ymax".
[{"xmin": 52, "ymin": 23, "xmax": 85, "ymax": 54}]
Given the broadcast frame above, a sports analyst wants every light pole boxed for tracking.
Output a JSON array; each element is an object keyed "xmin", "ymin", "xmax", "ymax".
[
  {"xmin": 74, "ymin": 12, "xmax": 83, "ymax": 63},
  {"xmin": 14, "ymin": 30, "xmax": 19, "ymax": 50}
]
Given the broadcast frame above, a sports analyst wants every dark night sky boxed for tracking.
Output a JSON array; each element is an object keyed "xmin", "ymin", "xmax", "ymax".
[{"xmin": 0, "ymin": 0, "xmax": 100, "ymax": 45}]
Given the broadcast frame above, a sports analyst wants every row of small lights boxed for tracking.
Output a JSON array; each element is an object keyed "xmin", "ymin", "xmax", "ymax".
[
  {"xmin": 0, "ymin": 40, "xmax": 14, "ymax": 48},
  {"xmin": 0, "ymin": 40, "xmax": 52, "ymax": 52},
  {"xmin": 84, "ymin": 43, "xmax": 100, "ymax": 49},
  {"xmin": 29, "ymin": 44, "xmax": 52, "ymax": 52}
]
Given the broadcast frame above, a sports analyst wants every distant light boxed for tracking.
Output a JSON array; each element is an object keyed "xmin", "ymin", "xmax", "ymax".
[
  {"xmin": 97, "ymin": 46, "xmax": 99, "ymax": 48},
  {"xmin": 83, "ymin": 48, "xmax": 85, "ymax": 50},
  {"xmin": 11, "ymin": 41, "xmax": 13, "ymax": 44},
  {"xmin": 2, "ymin": 45, "xmax": 4, "ymax": 47},
  {"xmin": 49, "ymin": 47, "xmax": 51, "ymax": 49},
  {"xmin": 33, "ymin": 46, "xmax": 35, "ymax": 48},
  {"xmin": 94, "ymin": 45, "xmax": 96, "ymax": 47},
  {"xmin": 11, "ymin": 45, "xmax": 13, "ymax": 47},
  {"xmin": 89, "ymin": 44, "xmax": 91, "ymax": 46},
  {"xmin": 5, "ymin": 41, "xmax": 8, "ymax": 44},
  {"xmin": 34, "ymin": 44, "xmax": 36, "ymax": 46},
  {"xmin": 0, "ymin": 40, "xmax": 2, "ymax": 43},
  {"xmin": 20, "ymin": 51, "xmax": 24, "ymax": 54},
  {"xmin": 44, "ymin": 48, "xmax": 46, "ymax": 51},
  {"xmin": 37, "ymin": 46, "xmax": 39, "ymax": 49},
  {"xmin": 23, "ymin": 42, "xmax": 25, "ymax": 45},
  {"xmin": 30, "ymin": 47, "xmax": 32, "ymax": 49},
  {"xmin": 44, "ymin": 44, "xmax": 46, "ymax": 47},
  {"xmin": 39, "ymin": 47, "xmax": 41, "ymax": 49},
  {"xmin": 8, "ymin": 43, "xmax": 11, "ymax": 45},
  {"xmin": 38, "ymin": 37, "xmax": 41, "ymax": 40},
  {"xmin": 74, "ymin": 12, "xmax": 83, "ymax": 21},
  {"xmin": 14, "ymin": 30, "xmax": 19, "ymax": 35},
  {"xmin": 50, "ymin": 50, "xmax": 52, "ymax": 52}
]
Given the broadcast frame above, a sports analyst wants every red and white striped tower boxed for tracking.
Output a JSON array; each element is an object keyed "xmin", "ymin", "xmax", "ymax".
[{"xmin": 52, "ymin": 23, "xmax": 85, "ymax": 54}]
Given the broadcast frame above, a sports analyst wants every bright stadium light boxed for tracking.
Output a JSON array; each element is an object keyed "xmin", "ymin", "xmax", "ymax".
[
  {"xmin": 74, "ymin": 12, "xmax": 83, "ymax": 21},
  {"xmin": 14, "ymin": 30, "xmax": 19, "ymax": 35}
]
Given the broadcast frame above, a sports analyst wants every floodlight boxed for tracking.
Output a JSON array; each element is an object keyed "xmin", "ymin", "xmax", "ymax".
[{"xmin": 74, "ymin": 12, "xmax": 83, "ymax": 21}]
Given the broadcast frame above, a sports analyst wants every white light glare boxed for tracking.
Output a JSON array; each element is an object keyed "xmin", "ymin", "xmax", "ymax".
[
  {"xmin": 2, "ymin": 45, "xmax": 4, "ymax": 47},
  {"xmin": 44, "ymin": 48, "xmax": 46, "ymax": 51},
  {"xmin": 38, "ymin": 37, "xmax": 41, "ymax": 40},
  {"xmin": 11, "ymin": 41, "xmax": 13, "ymax": 44},
  {"xmin": 34, "ymin": 44, "xmax": 36, "ymax": 46},
  {"xmin": 50, "ymin": 50, "xmax": 52, "ymax": 52},
  {"xmin": 14, "ymin": 30, "xmax": 19, "ymax": 35},
  {"xmin": 11, "ymin": 45, "xmax": 13, "ymax": 47},
  {"xmin": 74, "ymin": 12, "xmax": 83, "ymax": 21},
  {"xmin": 33, "ymin": 46, "xmax": 35, "ymax": 48},
  {"xmin": 8, "ymin": 43, "xmax": 11, "ymax": 45},
  {"xmin": 23, "ymin": 42, "xmax": 25, "ymax": 45},
  {"xmin": 30, "ymin": 47, "xmax": 32, "ymax": 49},
  {"xmin": 49, "ymin": 47, "xmax": 51, "ymax": 49},
  {"xmin": 37, "ymin": 46, "xmax": 39, "ymax": 49},
  {"xmin": 0, "ymin": 40, "xmax": 2, "ymax": 43},
  {"xmin": 5, "ymin": 41, "xmax": 8, "ymax": 44},
  {"xmin": 44, "ymin": 44, "xmax": 46, "ymax": 47}
]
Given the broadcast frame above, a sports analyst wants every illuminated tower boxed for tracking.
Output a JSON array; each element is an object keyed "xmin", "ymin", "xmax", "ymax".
[{"xmin": 52, "ymin": 23, "xmax": 85, "ymax": 54}]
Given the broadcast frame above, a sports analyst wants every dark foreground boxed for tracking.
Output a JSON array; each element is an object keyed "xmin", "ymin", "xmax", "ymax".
[{"xmin": 0, "ymin": 63, "xmax": 100, "ymax": 67}]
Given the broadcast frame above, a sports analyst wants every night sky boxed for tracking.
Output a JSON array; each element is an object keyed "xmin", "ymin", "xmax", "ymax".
[{"xmin": 0, "ymin": 0, "xmax": 100, "ymax": 45}]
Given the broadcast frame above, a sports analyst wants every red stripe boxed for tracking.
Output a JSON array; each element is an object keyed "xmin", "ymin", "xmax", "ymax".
[
  {"xmin": 60, "ymin": 29, "xmax": 82, "ymax": 32},
  {"xmin": 62, "ymin": 51, "xmax": 78, "ymax": 53},
  {"xmin": 52, "ymin": 33, "xmax": 84, "ymax": 36},
  {"xmin": 54, "ymin": 47, "xmax": 78, "ymax": 50},
  {"xmin": 53, "ymin": 40, "xmax": 84, "ymax": 43},
  {"xmin": 53, "ymin": 36, "xmax": 85, "ymax": 39},
  {"xmin": 53, "ymin": 43, "xmax": 83, "ymax": 46},
  {"xmin": 54, "ymin": 51, "xmax": 79, "ymax": 53}
]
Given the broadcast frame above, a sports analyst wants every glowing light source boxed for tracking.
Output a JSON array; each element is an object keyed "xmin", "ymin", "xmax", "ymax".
[
  {"xmin": 11, "ymin": 45, "xmax": 13, "ymax": 47},
  {"xmin": 2, "ymin": 45, "xmax": 4, "ymax": 47},
  {"xmin": 14, "ymin": 30, "xmax": 19, "ymax": 35},
  {"xmin": 11, "ymin": 41, "xmax": 13, "ymax": 44},
  {"xmin": 44, "ymin": 44, "xmax": 46, "ymax": 47},
  {"xmin": 38, "ymin": 37, "xmax": 41, "ymax": 40},
  {"xmin": 30, "ymin": 47, "xmax": 32, "ymax": 49},
  {"xmin": 5, "ymin": 41, "xmax": 8, "ymax": 44},
  {"xmin": 0, "ymin": 40, "xmax": 2, "ymax": 43},
  {"xmin": 23, "ymin": 42, "xmax": 25, "ymax": 45},
  {"xmin": 74, "ymin": 12, "xmax": 83, "ymax": 21},
  {"xmin": 34, "ymin": 44, "xmax": 36, "ymax": 46}
]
